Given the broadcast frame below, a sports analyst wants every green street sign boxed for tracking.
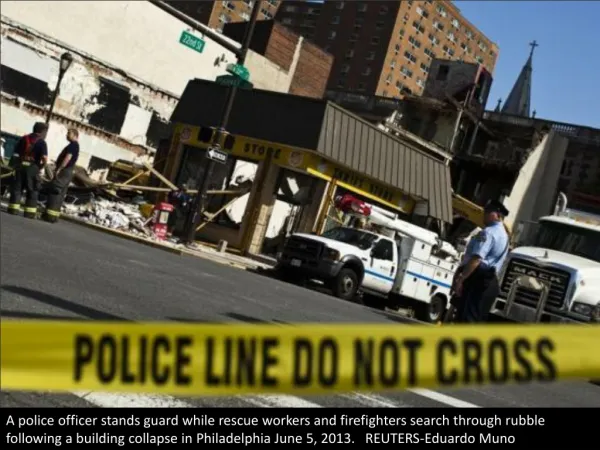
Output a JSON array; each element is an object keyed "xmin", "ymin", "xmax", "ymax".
[
  {"xmin": 216, "ymin": 75, "xmax": 254, "ymax": 90},
  {"xmin": 226, "ymin": 63, "xmax": 250, "ymax": 81},
  {"xmin": 179, "ymin": 30, "xmax": 205, "ymax": 54}
]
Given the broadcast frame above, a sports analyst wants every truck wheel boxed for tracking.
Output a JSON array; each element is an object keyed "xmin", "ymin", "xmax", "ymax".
[
  {"xmin": 332, "ymin": 268, "xmax": 359, "ymax": 301},
  {"xmin": 417, "ymin": 295, "xmax": 446, "ymax": 323}
]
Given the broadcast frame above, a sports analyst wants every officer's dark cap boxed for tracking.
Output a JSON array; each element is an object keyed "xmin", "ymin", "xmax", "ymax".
[
  {"xmin": 484, "ymin": 199, "xmax": 509, "ymax": 217},
  {"xmin": 33, "ymin": 122, "xmax": 48, "ymax": 134}
]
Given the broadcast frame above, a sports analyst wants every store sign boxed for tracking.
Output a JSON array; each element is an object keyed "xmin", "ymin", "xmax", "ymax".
[{"xmin": 330, "ymin": 167, "xmax": 397, "ymax": 204}]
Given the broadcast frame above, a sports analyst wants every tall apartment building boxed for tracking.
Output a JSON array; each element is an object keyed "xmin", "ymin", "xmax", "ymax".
[
  {"xmin": 276, "ymin": 0, "xmax": 499, "ymax": 97},
  {"xmin": 166, "ymin": 0, "xmax": 281, "ymax": 32}
]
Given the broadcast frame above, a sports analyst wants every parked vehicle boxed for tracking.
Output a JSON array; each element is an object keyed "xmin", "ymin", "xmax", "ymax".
[
  {"xmin": 276, "ymin": 195, "xmax": 461, "ymax": 323},
  {"xmin": 492, "ymin": 197, "xmax": 600, "ymax": 324}
]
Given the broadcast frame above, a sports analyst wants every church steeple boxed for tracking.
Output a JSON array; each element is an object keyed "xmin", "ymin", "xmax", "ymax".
[{"xmin": 500, "ymin": 41, "xmax": 538, "ymax": 117}]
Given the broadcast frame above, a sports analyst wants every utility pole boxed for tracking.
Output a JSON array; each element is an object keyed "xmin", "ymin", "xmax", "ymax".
[{"xmin": 182, "ymin": 1, "xmax": 262, "ymax": 245}]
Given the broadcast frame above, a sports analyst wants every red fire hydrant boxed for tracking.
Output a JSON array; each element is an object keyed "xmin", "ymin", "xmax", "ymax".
[{"xmin": 151, "ymin": 202, "xmax": 174, "ymax": 240}]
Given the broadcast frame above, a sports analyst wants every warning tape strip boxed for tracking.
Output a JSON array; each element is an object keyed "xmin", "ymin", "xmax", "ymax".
[{"xmin": 1, "ymin": 320, "xmax": 599, "ymax": 396}]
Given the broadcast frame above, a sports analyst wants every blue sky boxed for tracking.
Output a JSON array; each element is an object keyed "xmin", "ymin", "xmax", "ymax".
[{"xmin": 455, "ymin": 0, "xmax": 599, "ymax": 128}]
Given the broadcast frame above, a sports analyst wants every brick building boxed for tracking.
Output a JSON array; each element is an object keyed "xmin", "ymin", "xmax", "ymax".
[
  {"xmin": 166, "ymin": 0, "xmax": 281, "ymax": 32},
  {"xmin": 276, "ymin": 0, "xmax": 498, "ymax": 98},
  {"xmin": 223, "ymin": 20, "xmax": 334, "ymax": 99}
]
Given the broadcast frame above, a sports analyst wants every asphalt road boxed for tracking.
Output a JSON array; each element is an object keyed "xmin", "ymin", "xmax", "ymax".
[{"xmin": 1, "ymin": 211, "xmax": 599, "ymax": 408}]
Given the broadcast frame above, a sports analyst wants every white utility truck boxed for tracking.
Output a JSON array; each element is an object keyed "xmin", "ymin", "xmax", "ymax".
[
  {"xmin": 492, "ymin": 202, "xmax": 600, "ymax": 324},
  {"xmin": 276, "ymin": 194, "xmax": 461, "ymax": 322}
]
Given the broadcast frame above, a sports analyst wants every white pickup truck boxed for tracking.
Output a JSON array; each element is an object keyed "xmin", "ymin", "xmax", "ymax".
[
  {"xmin": 492, "ymin": 209, "xmax": 600, "ymax": 324},
  {"xmin": 276, "ymin": 204, "xmax": 460, "ymax": 323}
]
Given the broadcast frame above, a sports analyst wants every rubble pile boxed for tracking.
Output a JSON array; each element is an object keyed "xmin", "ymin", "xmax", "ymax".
[{"xmin": 62, "ymin": 199, "xmax": 152, "ymax": 237}]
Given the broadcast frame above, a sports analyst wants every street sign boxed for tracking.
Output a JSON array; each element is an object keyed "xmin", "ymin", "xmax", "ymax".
[
  {"xmin": 215, "ymin": 75, "xmax": 254, "ymax": 90},
  {"xmin": 207, "ymin": 146, "xmax": 228, "ymax": 164},
  {"xmin": 179, "ymin": 31, "xmax": 205, "ymax": 54},
  {"xmin": 226, "ymin": 63, "xmax": 250, "ymax": 81}
]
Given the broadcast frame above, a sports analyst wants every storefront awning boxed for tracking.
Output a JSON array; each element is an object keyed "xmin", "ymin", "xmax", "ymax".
[{"xmin": 170, "ymin": 79, "xmax": 454, "ymax": 223}]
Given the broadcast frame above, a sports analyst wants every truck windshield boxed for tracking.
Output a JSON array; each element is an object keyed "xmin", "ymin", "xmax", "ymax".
[
  {"xmin": 533, "ymin": 220, "xmax": 600, "ymax": 263},
  {"xmin": 321, "ymin": 227, "xmax": 378, "ymax": 250}
]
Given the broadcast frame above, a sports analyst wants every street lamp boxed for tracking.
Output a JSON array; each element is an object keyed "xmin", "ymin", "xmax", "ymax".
[{"xmin": 45, "ymin": 52, "xmax": 73, "ymax": 125}]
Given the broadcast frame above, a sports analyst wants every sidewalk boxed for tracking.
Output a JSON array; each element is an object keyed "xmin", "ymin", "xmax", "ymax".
[{"xmin": 1, "ymin": 202, "xmax": 276, "ymax": 272}]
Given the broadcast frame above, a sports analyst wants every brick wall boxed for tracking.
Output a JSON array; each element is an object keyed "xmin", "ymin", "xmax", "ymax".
[
  {"xmin": 289, "ymin": 42, "xmax": 333, "ymax": 99},
  {"xmin": 264, "ymin": 23, "xmax": 297, "ymax": 72}
]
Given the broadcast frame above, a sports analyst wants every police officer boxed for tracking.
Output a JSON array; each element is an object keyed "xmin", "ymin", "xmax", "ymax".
[
  {"xmin": 7, "ymin": 122, "xmax": 49, "ymax": 218},
  {"xmin": 44, "ymin": 128, "xmax": 80, "ymax": 223},
  {"xmin": 454, "ymin": 199, "xmax": 510, "ymax": 323}
]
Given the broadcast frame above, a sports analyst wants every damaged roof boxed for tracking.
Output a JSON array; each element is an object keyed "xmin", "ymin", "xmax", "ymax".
[{"xmin": 171, "ymin": 79, "xmax": 453, "ymax": 223}]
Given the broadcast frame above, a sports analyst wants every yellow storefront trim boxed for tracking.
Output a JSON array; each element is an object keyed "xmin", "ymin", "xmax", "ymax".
[{"xmin": 172, "ymin": 123, "xmax": 416, "ymax": 215}]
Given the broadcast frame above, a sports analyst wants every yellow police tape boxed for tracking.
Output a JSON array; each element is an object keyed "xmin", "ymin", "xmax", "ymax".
[{"xmin": 1, "ymin": 320, "xmax": 599, "ymax": 396}]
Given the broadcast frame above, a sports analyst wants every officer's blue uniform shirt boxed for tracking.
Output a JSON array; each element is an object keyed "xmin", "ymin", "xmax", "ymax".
[{"xmin": 461, "ymin": 221, "xmax": 509, "ymax": 271}]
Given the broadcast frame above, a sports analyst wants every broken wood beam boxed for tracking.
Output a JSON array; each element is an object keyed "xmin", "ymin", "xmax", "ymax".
[{"xmin": 142, "ymin": 161, "xmax": 178, "ymax": 190}]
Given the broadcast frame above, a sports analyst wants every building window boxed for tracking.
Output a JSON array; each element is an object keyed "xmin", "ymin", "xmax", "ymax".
[
  {"xmin": 420, "ymin": 62, "xmax": 430, "ymax": 73},
  {"xmin": 395, "ymin": 80, "xmax": 404, "ymax": 90},
  {"xmin": 358, "ymin": 3, "xmax": 367, "ymax": 12},
  {"xmin": 346, "ymin": 49, "xmax": 354, "ymax": 58},
  {"xmin": 447, "ymin": 32, "xmax": 456, "ymax": 42},
  {"xmin": 433, "ymin": 20, "xmax": 444, "ymax": 31},
  {"xmin": 267, "ymin": 0, "xmax": 278, "ymax": 6},
  {"xmin": 362, "ymin": 67, "xmax": 372, "ymax": 76},
  {"xmin": 375, "ymin": 20, "xmax": 385, "ymax": 31},
  {"xmin": 219, "ymin": 13, "xmax": 231, "ymax": 23},
  {"xmin": 490, "ymin": 50, "xmax": 497, "ymax": 59},
  {"xmin": 394, "ymin": 44, "xmax": 401, "ymax": 54},
  {"xmin": 390, "ymin": 59, "xmax": 396, "ymax": 69},
  {"xmin": 399, "ymin": 28, "xmax": 405, "ymax": 37},
  {"xmin": 284, "ymin": 5, "xmax": 296, "ymax": 12},
  {"xmin": 281, "ymin": 17, "xmax": 292, "ymax": 25},
  {"xmin": 404, "ymin": 51, "xmax": 417, "ymax": 64},
  {"xmin": 428, "ymin": 33, "xmax": 439, "ymax": 46},
  {"xmin": 222, "ymin": 1, "xmax": 235, "ymax": 11},
  {"xmin": 366, "ymin": 51, "xmax": 376, "ymax": 60},
  {"xmin": 328, "ymin": 30, "xmax": 337, "ymax": 40},
  {"xmin": 341, "ymin": 64, "xmax": 350, "ymax": 74},
  {"xmin": 478, "ymin": 41, "xmax": 488, "ymax": 52},
  {"xmin": 400, "ymin": 65, "xmax": 414, "ymax": 78},
  {"xmin": 242, "ymin": 0, "xmax": 254, "ymax": 7},
  {"xmin": 336, "ymin": 1, "xmax": 345, "ymax": 10},
  {"xmin": 385, "ymin": 74, "xmax": 392, "ymax": 84},
  {"xmin": 354, "ymin": 17, "xmax": 364, "ymax": 28},
  {"xmin": 379, "ymin": 5, "xmax": 389, "ymax": 15},
  {"xmin": 337, "ymin": 78, "xmax": 345, "ymax": 88},
  {"xmin": 408, "ymin": 36, "xmax": 422, "ymax": 48},
  {"xmin": 466, "ymin": 29, "xmax": 474, "ymax": 40},
  {"xmin": 424, "ymin": 47, "xmax": 436, "ymax": 59},
  {"xmin": 349, "ymin": 33, "xmax": 359, "ymax": 42},
  {"xmin": 357, "ymin": 83, "xmax": 365, "ymax": 91},
  {"xmin": 416, "ymin": 77, "xmax": 425, "ymax": 88},
  {"xmin": 416, "ymin": 6, "xmax": 429, "ymax": 18},
  {"xmin": 240, "ymin": 12, "xmax": 251, "ymax": 20},
  {"xmin": 443, "ymin": 45, "xmax": 455, "ymax": 57},
  {"xmin": 260, "ymin": 8, "xmax": 273, "ymax": 19},
  {"xmin": 475, "ymin": 55, "xmax": 484, "ymax": 64},
  {"xmin": 436, "ymin": 5, "xmax": 447, "ymax": 17},
  {"xmin": 331, "ymin": 15, "xmax": 340, "ymax": 24},
  {"xmin": 371, "ymin": 36, "xmax": 380, "ymax": 45},
  {"xmin": 451, "ymin": 18, "xmax": 460, "ymax": 28},
  {"xmin": 412, "ymin": 21, "xmax": 425, "ymax": 34}
]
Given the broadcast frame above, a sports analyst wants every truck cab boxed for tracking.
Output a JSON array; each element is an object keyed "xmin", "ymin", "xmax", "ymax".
[
  {"xmin": 492, "ymin": 210, "xmax": 600, "ymax": 324},
  {"xmin": 276, "ymin": 195, "xmax": 460, "ymax": 323}
]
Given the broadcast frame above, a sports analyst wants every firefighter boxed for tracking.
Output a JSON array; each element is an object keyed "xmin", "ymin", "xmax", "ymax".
[
  {"xmin": 454, "ymin": 200, "xmax": 510, "ymax": 323},
  {"xmin": 44, "ymin": 128, "xmax": 80, "ymax": 223},
  {"xmin": 7, "ymin": 122, "xmax": 49, "ymax": 218}
]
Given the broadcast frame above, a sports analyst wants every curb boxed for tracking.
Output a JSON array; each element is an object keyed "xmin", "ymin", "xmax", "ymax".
[
  {"xmin": 61, "ymin": 215, "xmax": 252, "ymax": 271},
  {"xmin": 1, "ymin": 202, "xmax": 255, "ymax": 271},
  {"xmin": 60, "ymin": 215, "xmax": 185, "ymax": 256}
]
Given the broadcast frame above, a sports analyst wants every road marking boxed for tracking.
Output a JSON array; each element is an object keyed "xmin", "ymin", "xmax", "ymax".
[
  {"xmin": 409, "ymin": 388, "xmax": 480, "ymax": 408},
  {"xmin": 73, "ymin": 392, "xmax": 193, "ymax": 408},
  {"xmin": 240, "ymin": 394, "xmax": 323, "ymax": 408},
  {"xmin": 342, "ymin": 392, "xmax": 404, "ymax": 408}
]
